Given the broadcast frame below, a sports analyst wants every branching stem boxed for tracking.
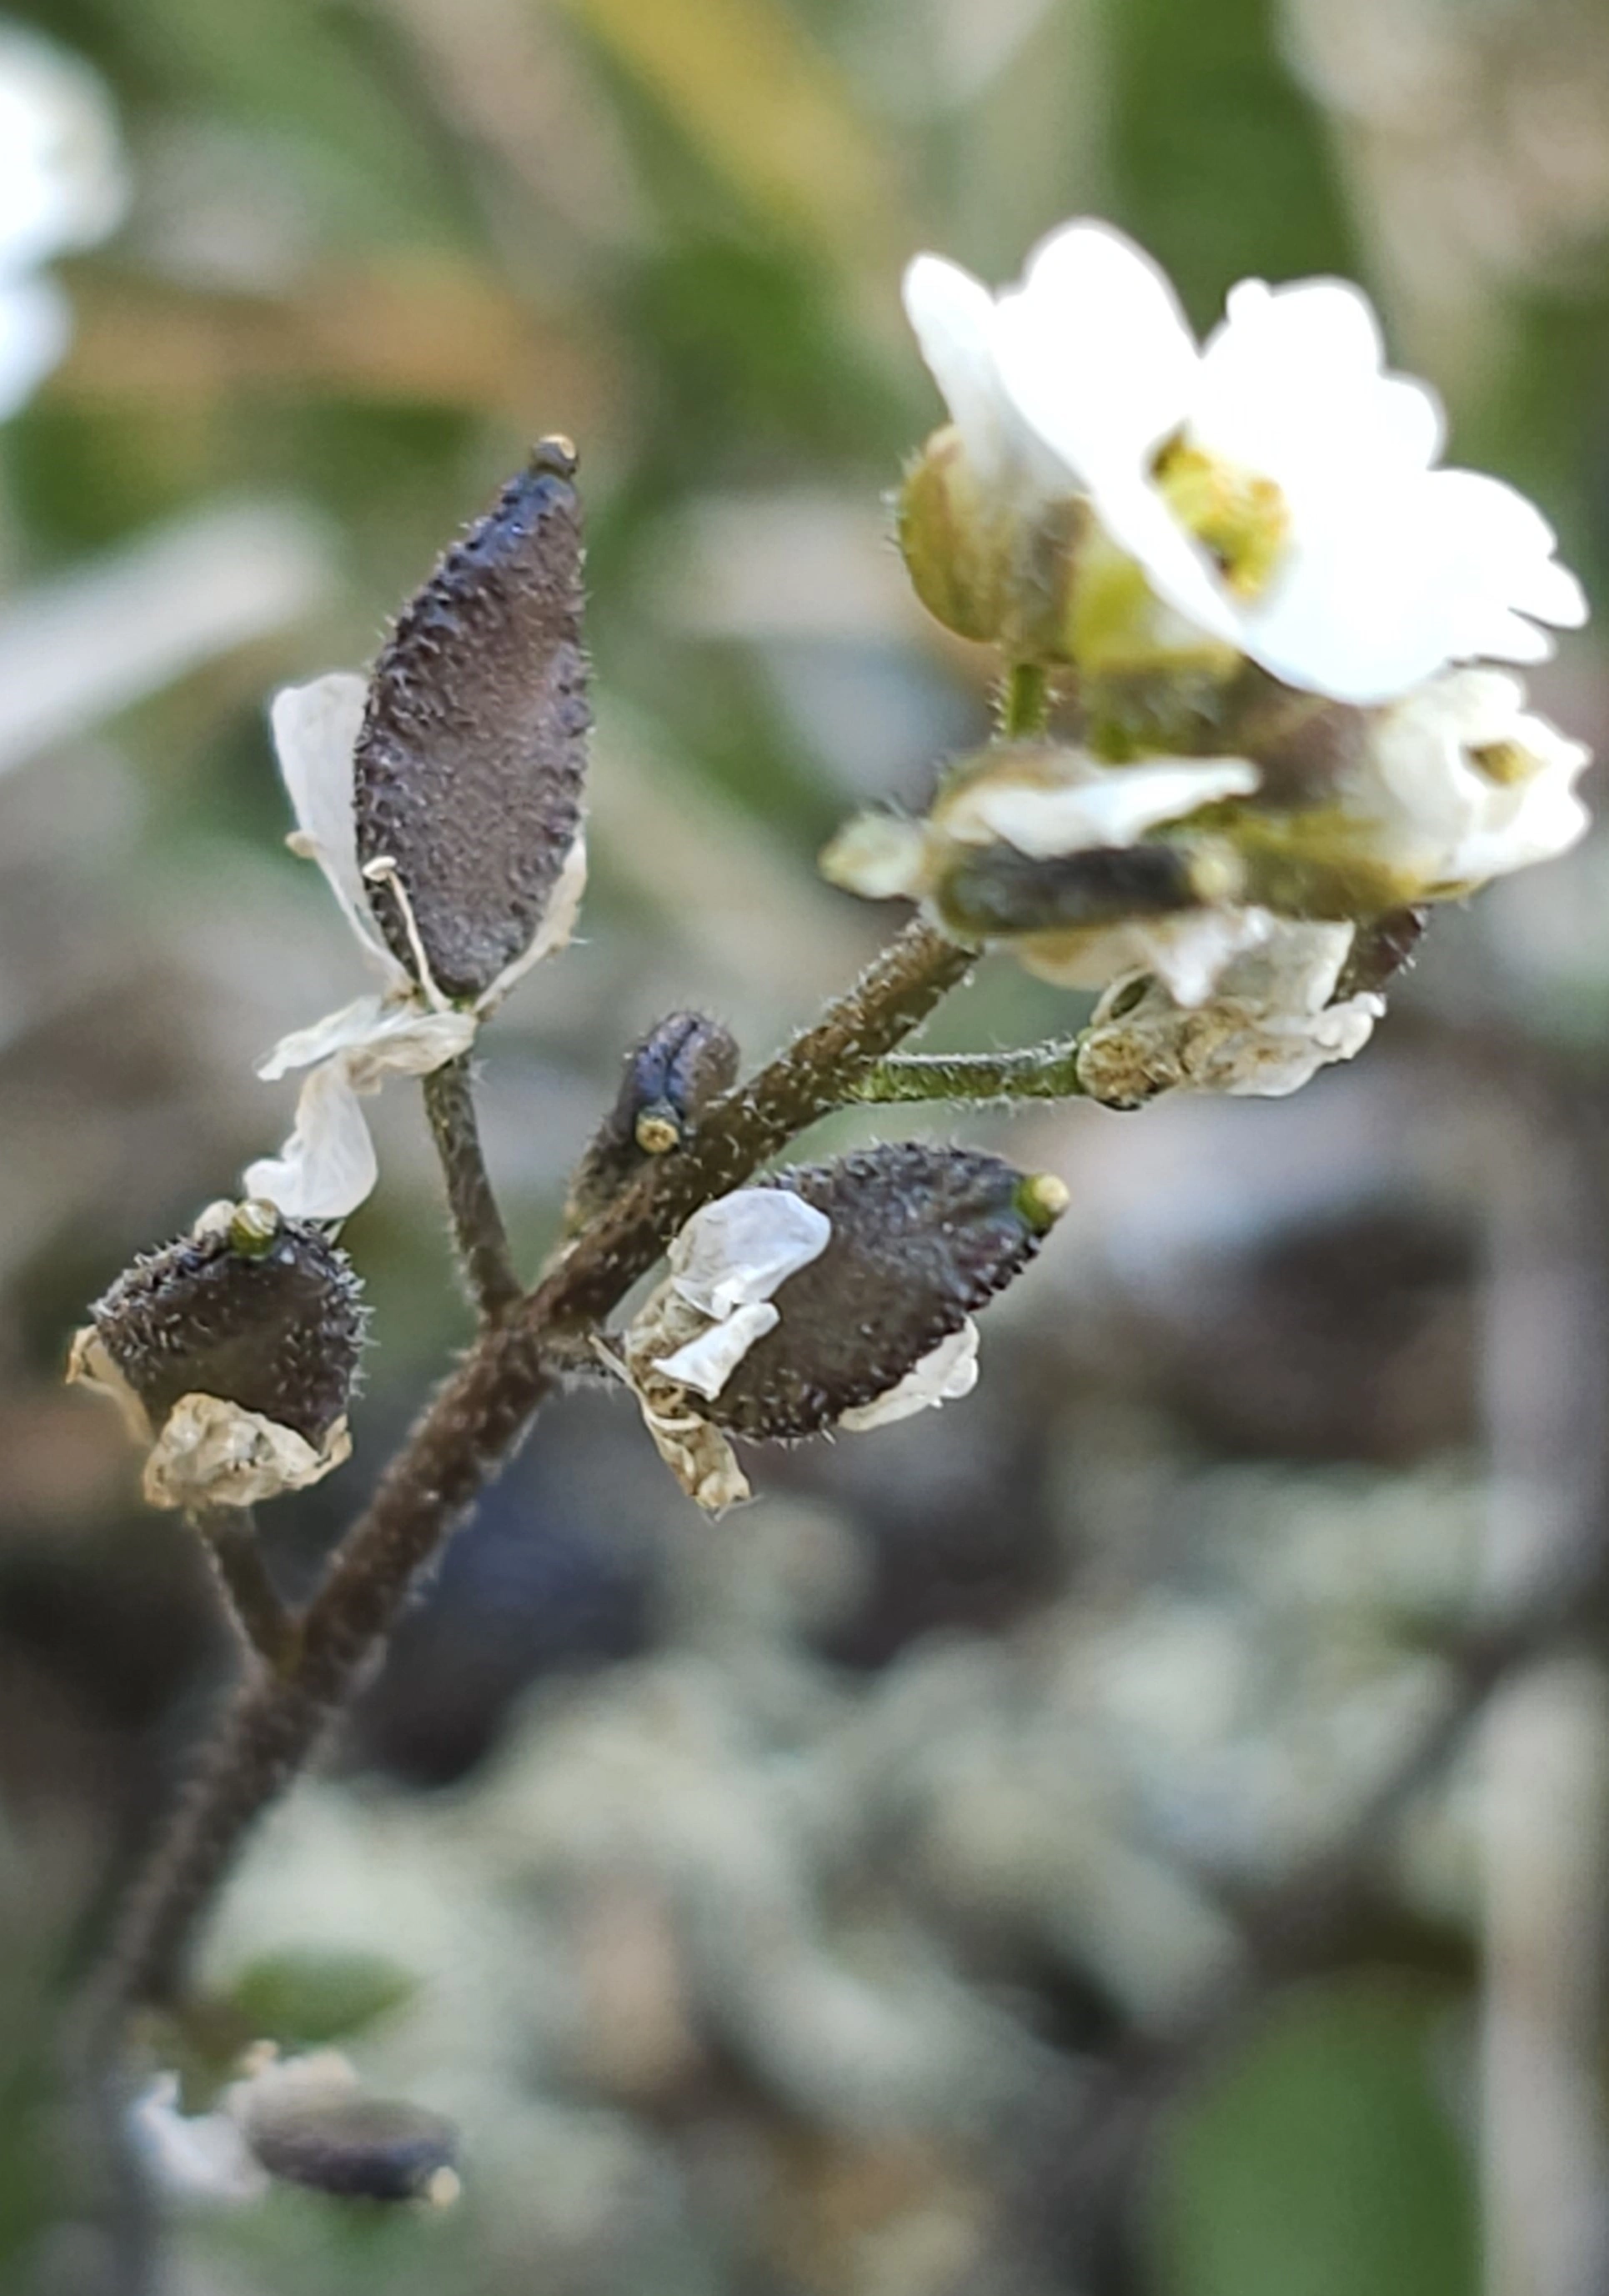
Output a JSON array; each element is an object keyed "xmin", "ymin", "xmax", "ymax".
[
  {"xmin": 88, "ymin": 920, "xmax": 970, "ymax": 2029},
  {"xmin": 852, "ymin": 1036, "xmax": 1089, "ymax": 1105}
]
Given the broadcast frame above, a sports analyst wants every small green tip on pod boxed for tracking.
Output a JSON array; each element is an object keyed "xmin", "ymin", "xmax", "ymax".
[
  {"xmin": 1015, "ymin": 1171, "xmax": 1070, "ymax": 1234},
  {"xmin": 228, "ymin": 1199, "xmax": 283, "ymax": 1259},
  {"xmin": 529, "ymin": 434, "xmax": 578, "ymax": 480}
]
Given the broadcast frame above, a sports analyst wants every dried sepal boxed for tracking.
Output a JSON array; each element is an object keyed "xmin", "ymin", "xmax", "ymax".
[
  {"xmin": 354, "ymin": 439, "xmax": 589, "ymax": 1003},
  {"xmin": 566, "ymin": 1011, "xmax": 739, "ymax": 1227},
  {"xmin": 68, "ymin": 1201, "xmax": 364, "ymax": 1509}
]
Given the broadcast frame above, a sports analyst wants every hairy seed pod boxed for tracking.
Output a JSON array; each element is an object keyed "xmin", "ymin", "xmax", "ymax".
[
  {"xmin": 934, "ymin": 840, "xmax": 1208, "ymax": 940},
  {"xmin": 567, "ymin": 1011, "xmax": 739, "ymax": 1226},
  {"xmin": 706, "ymin": 1144, "xmax": 1065, "ymax": 1441},
  {"xmin": 242, "ymin": 2092, "xmax": 459, "ymax": 2204},
  {"xmin": 354, "ymin": 439, "xmax": 589, "ymax": 1001},
  {"xmin": 81, "ymin": 1204, "xmax": 363, "ymax": 1448}
]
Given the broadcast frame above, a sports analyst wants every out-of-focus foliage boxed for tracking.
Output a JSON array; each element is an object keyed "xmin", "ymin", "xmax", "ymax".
[{"xmin": 4, "ymin": 2, "xmax": 1609, "ymax": 2293}]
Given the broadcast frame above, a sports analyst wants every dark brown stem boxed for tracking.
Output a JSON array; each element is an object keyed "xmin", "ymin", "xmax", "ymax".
[
  {"xmin": 189, "ymin": 1508, "xmax": 298, "ymax": 1673},
  {"xmin": 421, "ymin": 1056, "xmax": 521, "ymax": 1321},
  {"xmin": 92, "ymin": 920, "xmax": 970, "ymax": 2024}
]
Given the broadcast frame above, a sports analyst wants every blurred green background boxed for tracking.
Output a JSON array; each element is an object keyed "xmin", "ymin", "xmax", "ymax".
[{"xmin": 6, "ymin": 2, "xmax": 1609, "ymax": 2292}]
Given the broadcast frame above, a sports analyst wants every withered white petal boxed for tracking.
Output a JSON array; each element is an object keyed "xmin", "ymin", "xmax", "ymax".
[
  {"xmin": 477, "ymin": 830, "xmax": 589, "ymax": 1013},
  {"xmin": 243, "ymin": 1058, "xmax": 378, "ymax": 1221},
  {"xmin": 943, "ymin": 755, "xmax": 1258, "ymax": 858},
  {"xmin": 258, "ymin": 1000, "xmax": 477, "ymax": 1089},
  {"xmin": 270, "ymin": 673, "xmax": 407, "ymax": 985},
  {"xmin": 1024, "ymin": 905, "xmax": 1275, "ymax": 1008},
  {"xmin": 653, "ymin": 1300, "xmax": 781, "ymax": 1400},
  {"xmin": 839, "ymin": 1319, "xmax": 981, "ymax": 1431},
  {"xmin": 140, "ymin": 1392, "xmax": 351, "ymax": 1511},
  {"xmin": 128, "ymin": 2075, "xmax": 268, "ymax": 2207},
  {"xmin": 669, "ymin": 1189, "xmax": 832, "ymax": 1320}
]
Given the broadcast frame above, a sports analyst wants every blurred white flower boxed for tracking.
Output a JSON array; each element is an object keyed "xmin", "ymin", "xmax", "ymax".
[
  {"xmin": 128, "ymin": 2073, "xmax": 268, "ymax": 2206},
  {"xmin": 1075, "ymin": 919, "xmax": 1382, "ymax": 1102},
  {"xmin": 0, "ymin": 23, "xmax": 125, "ymax": 418},
  {"xmin": 246, "ymin": 672, "xmax": 585, "ymax": 1220},
  {"xmin": 1355, "ymin": 667, "xmax": 1591, "ymax": 890},
  {"xmin": 905, "ymin": 220, "xmax": 1585, "ymax": 702}
]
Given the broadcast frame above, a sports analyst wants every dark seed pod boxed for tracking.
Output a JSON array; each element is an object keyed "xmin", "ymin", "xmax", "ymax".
[
  {"xmin": 705, "ymin": 1144, "xmax": 1065, "ymax": 1441},
  {"xmin": 1336, "ymin": 906, "xmax": 1426, "ymax": 999},
  {"xmin": 242, "ymin": 2091, "xmax": 459, "ymax": 2204},
  {"xmin": 84, "ymin": 1203, "xmax": 363, "ymax": 1446},
  {"xmin": 935, "ymin": 841, "xmax": 1206, "ymax": 940},
  {"xmin": 567, "ymin": 1012, "xmax": 739, "ymax": 1226},
  {"xmin": 354, "ymin": 439, "xmax": 589, "ymax": 1001}
]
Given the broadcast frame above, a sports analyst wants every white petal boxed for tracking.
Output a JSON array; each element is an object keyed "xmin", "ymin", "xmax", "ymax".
[
  {"xmin": 903, "ymin": 253, "xmax": 1012, "ymax": 484},
  {"xmin": 477, "ymin": 830, "xmax": 588, "ymax": 1012},
  {"xmin": 128, "ymin": 2077, "xmax": 268, "ymax": 2207},
  {"xmin": 257, "ymin": 997, "xmax": 475, "ymax": 1086},
  {"xmin": 669, "ymin": 1188, "xmax": 832, "ymax": 1318},
  {"xmin": 271, "ymin": 673, "xmax": 406, "ymax": 982},
  {"xmin": 944, "ymin": 755, "xmax": 1257, "ymax": 857},
  {"xmin": 0, "ymin": 273, "xmax": 68, "ymax": 417},
  {"xmin": 993, "ymin": 220, "xmax": 1199, "ymax": 480},
  {"xmin": 654, "ymin": 1300, "xmax": 780, "ymax": 1400},
  {"xmin": 243, "ymin": 1059, "xmax": 378, "ymax": 1221},
  {"xmin": 1195, "ymin": 277, "xmax": 1442, "ymax": 482},
  {"xmin": 0, "ymin": 28, "xmax": 126, "ymax": 273},
  {"xmin": 1024, "ymin": 905, "xmax": 1276, "ymax": 1007},
  {"xmin": 839, "ymin": 1320, "xmax": 980, "ymax": 1431}
]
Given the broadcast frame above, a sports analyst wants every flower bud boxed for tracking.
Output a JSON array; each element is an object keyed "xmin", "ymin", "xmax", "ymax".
[
  {"xmin": 354, "ymin": 439, "xmax": 589, "ymax": 1003},
  {"xmin": 620, "ymin": 1145, "xmax": 1066, "ymax": 1508},
  {"xmin": 68, "ymin": 1201, "xmax": 364, "ymax": 1509},
  {"xmin": 566, "ymin": 1011, "xmax": 739, "ymax": 1227},
  {"xmin": 898, "ymin": 427, "xmax": 1085, "ymax": 656},
  {"xmin": 229, "ymin": 2051, "xmax": 459, "ymax": 2206}
]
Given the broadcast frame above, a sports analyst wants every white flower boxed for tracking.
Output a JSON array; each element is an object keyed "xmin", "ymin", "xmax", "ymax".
[
  {"xmin": 1353, "ymin": 668, "xmax": 1591, "ymax": 891},
  {"xmin": 247, "ymin": 672, "xmax": 586, "ymax": 1221},
  {"xmin": 0, "ymin": 27, "xmax": 125, "ymax": 418},
  {"xmin": 905, "ymin": 220, "xmax": 1585, "ymax": 703},
  {"xmin": 128, "ymin": 2073, "xmax": 268, "ymax": 2207},
  {"xmin": 1075, "ymin": 920, "xmax": 1382, "ymax": 1103},
  {"xmin": 617, "ymin": 1188, "xmax": 986, "ymax": 1511},
  {"xmin": 1020, "ymin": 902, "xmax": 1278, "ymax": 1009}
]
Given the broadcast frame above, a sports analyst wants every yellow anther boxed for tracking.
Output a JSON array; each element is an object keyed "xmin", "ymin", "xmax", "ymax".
[{"xmin": 1153, "ymin": 438, "xmax": 1291, "ymax": 599}]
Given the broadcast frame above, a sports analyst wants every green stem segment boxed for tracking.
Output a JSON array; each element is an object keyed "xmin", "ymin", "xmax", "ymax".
[
  {"xmin": 92, "ymin": 920, "xmax": 972, "ymax": 2026},
  {"xmin": 421, "ymin": 1056, "xmax": 522, "ymax": 1323},
  {"xmin": 853, "ymin": 1036, "xmax": 1089, "ymax": 1105},
  {"xmin": 998, "ymin": 659, "xmax": 1051, "ymax": 740}
]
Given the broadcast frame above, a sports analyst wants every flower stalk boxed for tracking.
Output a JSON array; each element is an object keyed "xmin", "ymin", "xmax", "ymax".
[{"xmin": 419, "ymin": 1056, "xmax": 521, "ymax": 1323}]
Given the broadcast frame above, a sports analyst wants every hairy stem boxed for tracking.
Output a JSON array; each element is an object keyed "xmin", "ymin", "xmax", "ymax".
[
  {"xmin": 421, "ymin": 1056, "xmax": 521, "ymax": 1321},
  {"xmin": 851, "ymin": 1036, "xmax": 1089, "ymax": 1105},
  {"xmin": 998, "ymin": 659, "xmax": 1051, "ymax": 739},
  {"xmin": 91, "ymin": 920, "xmax": 970, "ymax": 2028},
  {"xmin": 189, "ymin": 1509, "xmax": 298, "ymax": 1673}
]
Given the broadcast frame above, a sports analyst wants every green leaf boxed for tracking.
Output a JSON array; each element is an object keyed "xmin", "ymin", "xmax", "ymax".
[
  {"xmin": 1147, "ymin": 1976, "xmax": 1479, "ymax": 2296},
  {"xmin": 226, "ymin": 1948, "xmax": 418, "ymax": 2048}
]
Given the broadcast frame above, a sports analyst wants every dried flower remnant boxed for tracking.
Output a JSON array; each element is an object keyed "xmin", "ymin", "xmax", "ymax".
[
  {"xmin": 1075, "ymin": 920, "xmax": 1385, "ymax": 1105},
  {"xmin": 620, "ymin": 1145, "xmax": 1067, "ymax": 1511},
  {"xmin": 68, "ymin": 1199, "xmax": 364, "ymax": 1510},
  {"xmin": 250, "ymin": 442, "xmax": 591, "ymax": 1221},
  {"xmin": 901, "ymin": 218, "xmax": 1585, "ymax": 701}
]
